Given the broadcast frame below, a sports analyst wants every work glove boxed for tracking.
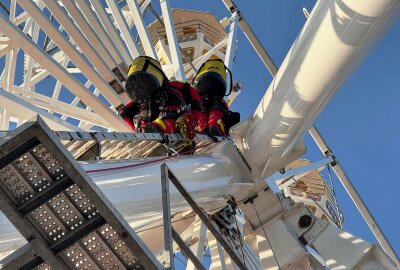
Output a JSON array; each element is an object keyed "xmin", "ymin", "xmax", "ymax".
[{"xmin": 176, "ymin": 112, "xmax": 196, "ymax": 140}]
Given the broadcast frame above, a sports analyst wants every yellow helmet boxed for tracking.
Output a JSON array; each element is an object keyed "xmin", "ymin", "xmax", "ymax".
[
  {"xmin": 192, "ymin": 58, "xmax": 232, "ymax": 99},
  {"xmin": 125, "ymin": 56, "xmax": 167, "ymax": 102}
]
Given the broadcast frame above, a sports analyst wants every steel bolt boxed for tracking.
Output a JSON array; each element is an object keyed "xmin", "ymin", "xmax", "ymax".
[{"xmin": 298, "ymin": 215, "xmax": 312, "ymax": 228}]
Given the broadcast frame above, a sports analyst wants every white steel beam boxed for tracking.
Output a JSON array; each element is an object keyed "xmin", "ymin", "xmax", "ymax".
[
  {"xmin": 28, "ymin": 54, "xmax": 67, "ymax": 87},
  {"xmin": 224, "ymin": 12, "xmax": 239, "ymax": 92},
  {"xmin": 207, "ymin": 230, "xmax": 228, "ymax": 270},
  {"xmin": 18, "ymin": 0, "xmax": 125, "ymax": 108},
  {"xmin": 159, "ymin": 0, "xmax": 185, "ymax": 81},
  {"xmin": 41, "ymin": 0, "xmax": 126, "ymax": 94},
  {"xmin": 105, "ymin": 0, "xmax": 140, "ymax": 59},
  {"xmin": 13, "ymin": 11, "xmax": 29, "ymax": 26},
  {"xmin": 309, "ymin": 126, "xmax": 400, "ymax": 266},
  {"xmin": 0, "ymin": 108, "xmax": 9, "ymax": 130},
  {"xmin": 0, "ymin": 12, "xmax": 130, "ymax": 131},
  {"xmin": 23, "ymin": 17, "xmax": 41, "ymax": 92},
  {"xmin": 0, "ymin": 89, "xmax": 81, "ymax": 131},
  {"xmin": 185, "ymin": 38, "xmax": 228, "ymax": 79},
  {"xmin": 0, "ymin": 37, "xmax": 12, "ymax": 58},
  {"xmin": 58, "ymin": 0, "xmax": 125, "ymax": 79},
  {"xmin": 221, "ymin": 0, "xmax": 277, "ymax": 76},
  {"xmin": 3, "ymin": 48, "xmax": 17, "ymax": 91},
  {"xmin": 255, "ymin": 228, "xmax": 279, "ymax": 270},
  {"xmin": 266, "ymin": 156, "xmax": 334, "ymax": 184},
  {"xmin": 74, "ymin": 0, "xmax": 127, "ymax": 69},
  {"xmin": 89, "ymin": 0, "xmax": 133, "ymax": 64},
  {"xmin": 126, "ymin": 0, "xmax": 158, "ymax": 59},
  {"xmin": 9, "ymin": 86, "xmax": 110, "ymax": 129},
  {"xmin": 186, "ymin": 217, "xmax": 207, "ymax": 270}
]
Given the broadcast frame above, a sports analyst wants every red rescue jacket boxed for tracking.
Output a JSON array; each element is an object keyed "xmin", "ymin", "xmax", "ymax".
[{"xmin": 120, "ymin": 81, "xmax": 202, "ymax": 132}]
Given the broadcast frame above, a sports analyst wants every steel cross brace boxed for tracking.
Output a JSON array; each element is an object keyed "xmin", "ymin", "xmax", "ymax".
[{"xmin": 265, "ymin": 155, "xmax": 334, "ymax": 187}]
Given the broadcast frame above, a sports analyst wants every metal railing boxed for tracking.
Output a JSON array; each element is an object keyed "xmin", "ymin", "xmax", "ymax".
[
  {"xmin": 160, "ymin": 164, "xmax": 246, "ymax": 270},
  {"xmin": 288, "ymin": 174, "xmax": 344, "ymax": 228}
]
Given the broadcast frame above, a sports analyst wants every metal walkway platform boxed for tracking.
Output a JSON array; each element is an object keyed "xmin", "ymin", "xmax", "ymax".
[
  {"xmin": 0, "ymin": 117, "xmax": 163, "ymax": 270},
  {"xmin": 0, "ymin": 130, "xmax": 221, "ymax": 160},
  {"xmin": 54, "ymin": 131, "xmax": 220, "ymax": 160}
]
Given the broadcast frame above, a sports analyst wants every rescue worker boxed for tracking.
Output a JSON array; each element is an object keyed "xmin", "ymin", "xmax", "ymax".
[
  {"xmin": 120, "ymin": 56, "xmax": 202, "ymax": 140},
  {"xmin": 192, "ymin": 58, "xmax": 240, "ymax": 137}
]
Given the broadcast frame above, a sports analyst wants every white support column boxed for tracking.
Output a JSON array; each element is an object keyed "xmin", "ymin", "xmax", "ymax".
[
  {"xmin": 186, "ymin": 217, "xmax": 207, "ymax": 270},
  {"xmin": 105, "ymin": 0, "xmax": 140, "ymax": 59},
  {"xmin": 2, "ymin": 0, "xmax": 17, "ymax": 98},
  {"xmin": 255, "ymin": 228, "xmax": 279, "ymax": 270},
  {"xmin": 0, "ymin": 12, "xmax": 130, "ymax": 131},
  {"xmin": 42, "ymin": 0, "xmax": 126, "ymax": 88},
  {"xmin": 224, "ymin": 12, "xmax": 239, "ymax": 92},
  {"xmin": 23, "ymin": 17, "xmax": 41, "ymax": 92},
  {"xmin": 160, "ymin": 0, "xmax": 185, "ymax": 81},
  {"xmin": 18, "ymin": 0, "xmax": 125, "ymax": 109},
  {"xmin": 89, "ymin": 0, "xmax": 133, "ymax": 64},
  {"xmin": 207, "ymin": 230, "xmax": 228, "ymax": 270},
  {"xmin": 0, "ymin": 108, "xmax": 9, "ymax": 130},
  {"xmin": 51, "ymin": 58, "xmax": 69, "ymax": 101},
  {"xmin": 74, "ymin": 0, "xmax": 127, "ymax": 69},
  {"xmin": 126, "ymin": 0, "xmax": 158, "ymax": 59},
  {"xmin": 0, "ymin": 37, "xmax": 12, "ymax": 58}
]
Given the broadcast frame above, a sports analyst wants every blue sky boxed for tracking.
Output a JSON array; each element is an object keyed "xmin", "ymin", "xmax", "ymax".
[
  {"xmin": 168, "ymin": 0, "xmax": 400, "ymax": 259},
  {"xmin": 1, "ymin": 0, "xmax": 399, "ymax": 265}
]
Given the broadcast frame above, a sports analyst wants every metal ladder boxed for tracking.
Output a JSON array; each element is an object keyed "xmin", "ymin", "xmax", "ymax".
[{"xmin": 0, "ymin": 117, "xmax": 163, "ymax": 270}]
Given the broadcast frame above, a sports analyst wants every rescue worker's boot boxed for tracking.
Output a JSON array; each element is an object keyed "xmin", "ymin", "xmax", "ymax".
[
  {"xmin": 176, "ymin": 112, "xmax": 196, "ymax": 140},
  {"xmin": 208, "ymin": 109, "xmax": 227, "ymax": 137},
  {"xmin": 195, "ymin": 111, "xmax": 209, "ymax": 134},
  {"xmin": 150, "ymin": 118, "xmax": 178, "ymax": 134}
]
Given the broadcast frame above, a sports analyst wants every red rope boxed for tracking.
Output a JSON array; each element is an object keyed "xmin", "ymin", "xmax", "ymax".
[{"xmin": 85, "ymin": 141, "xmax": 216, "ymax": 174}]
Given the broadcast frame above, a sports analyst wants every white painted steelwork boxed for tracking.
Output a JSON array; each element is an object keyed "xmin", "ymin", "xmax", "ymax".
[
  {"xmin": 0, "ymin": 90, "xmax": 81, "ymax": 131},
  {"xmin": 17, "ymin": 0, "xmax": 125, "ymax": 109},
  {"xmin": 0, "ymin": 11, "xmax": 130, "ymax": 132},
  {"xmin": 159, "ymin": 0, "xmax": 185, "ymax": 81},
  {"xmin": 224, "ymin": 12, "xmax": 239, "ymax": 95},
  {"xmin": 231, "ymin": 0, "xmax": 400, "ymax": 179},
  {"xmin": 0, "ymin": 152, "xmax": 253, "ymax": 256},
  {"xmin": 126, "ymin": 0, "xmax": 158, "ymax": 59}
]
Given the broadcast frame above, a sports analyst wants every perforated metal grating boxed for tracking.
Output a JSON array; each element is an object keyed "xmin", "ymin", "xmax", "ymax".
[{"xmin": 0, "ymin": 118, "xmax": 162, "ymax": 270}]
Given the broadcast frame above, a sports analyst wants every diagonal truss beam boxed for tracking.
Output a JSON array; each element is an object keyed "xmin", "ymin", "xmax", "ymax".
[
  {"xmin": 105, "ymin": 0, "xmax": 140, "ymax": 59},
  {"xmin": 58, "ymin": 0, "xmax": 126, "ymax": 79},
  {"xmin": 18, "ymin": 0, "xmax": 125, "ymax": 108},
  {"xmin": 160, "ymin": 0, "xmax": 185, "ymax": 81},
  {"xmin": 0, "ymin": 11, "xmax": 130, "ymax": 131},
  {"xmin": 10, "ymin": 86, "xmax": 110, "ymax": 129},
  {"xmin": 0, "ymin": 89, "xmax": 81, "ymax": 131},
  {"xmin": 42, "ymin": 0, "xmax": 126, "ymax": 94},
  {"xmin": 221, "ymin": 0, "xmax": 277, "ymax": 75},
  {"xmin": 126, "ymin": 0, "xmax": 157, "ymax": 58},
  {"xmin": 74, "ymin": 0, "xmax": 127, "ymax": 69},
  {"xmin": 90, "ymin": 0, "xmax": 133, "ymax": 64}
]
